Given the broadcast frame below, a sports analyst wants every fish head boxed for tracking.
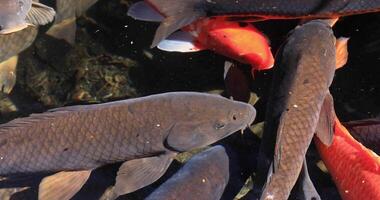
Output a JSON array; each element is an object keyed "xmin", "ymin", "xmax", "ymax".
[
  {"xmin": 164, "ymin": 93, "xmax": 256, "ymax": 152},
  {"xmin": 0, "ymin": 0, "xmax": 31, "ymax": 34}
]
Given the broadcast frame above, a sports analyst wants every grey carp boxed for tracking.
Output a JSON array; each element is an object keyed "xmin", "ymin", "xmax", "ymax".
[
  {"xmin": 0, "ymin": 92, "xmax": 256, "ymax": 200},
  {"xmin": 256, "ymin": 20, "xmax": 338, "ymax": 200}
]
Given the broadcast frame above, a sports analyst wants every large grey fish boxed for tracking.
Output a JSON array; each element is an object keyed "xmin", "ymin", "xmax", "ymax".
[
  {"xmin": 146, "ymin": 145, "xmax": 229, "ymax": 200},
  {"xmin": 254, "ymin": 20, "xmax": 338, "ymax": 200},
  {"xmin": 138, "ymin": 0, "xmax": 380, "ymax": 47},
  {"xmin": 0, "ymin": 92, "xmax": 256, "ymax": 200},
  {"xmin": 0, "ymin": 0, "xmax": 55, "ymax": 34},
  {"xmin": 46, "ymin": 0, "xmax": 99, "ymax": 44}
]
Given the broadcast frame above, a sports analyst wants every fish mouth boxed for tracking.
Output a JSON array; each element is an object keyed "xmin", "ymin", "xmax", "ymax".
[
  {"xmin": 0, "ymin": 24, "xmax": 29, "ymax": 34},
  {"xmin": 240, "ymin": 107, "xmax": 256, "ymax": 134}
]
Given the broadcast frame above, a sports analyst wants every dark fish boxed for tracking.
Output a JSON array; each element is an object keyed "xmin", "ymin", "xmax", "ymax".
[
  {"xmin": 0, "ymin": 92, "xmax": 256, "ymax": 200},
  {"xmin": 0, "ymin": 26, "xmax": 38, "ymax": 93},
  {"xmin": 146, "ymin": 145, "xmax": 229, "ymax": 200},
  {"xmin": 144, "ymin": 0, "xmax": 380, "ymax": 47},
  {"xmin": 344, "ymin": 118, "xmax": 380, "ymax": 154},
  {"xmin": 252, "ymin": 20, "xmax": 338, "ymax": 200},
  {"xmin": 0, "ymin": 0, "xmax": 55, "ymax": 34},
  {"xmin": 46, "ymin": 0, "xmax": 99, "ymax": 44}
]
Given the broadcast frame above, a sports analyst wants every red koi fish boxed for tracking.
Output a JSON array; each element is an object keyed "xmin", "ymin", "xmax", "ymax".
[
  {"xmin": 315, "ymin": 118, "xmax": 380, "ymax": 200},
  {"xmin": 128, "ymin": 1, "xmax": 274, "ymax": 74}
]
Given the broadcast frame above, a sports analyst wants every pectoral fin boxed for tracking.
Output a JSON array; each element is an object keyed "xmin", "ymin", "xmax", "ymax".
[
  {"xmin": 38, "ymin": 170, "xmax": 91, "ymax": 200},
  {"xmin": 113, "ymin": 152, "xmax": 176, "ymax": 197},
  {"xmin": 335, "ymin": 37, "xmax": 349, "ymax": 69},
  {"xmin": 26, "ymin": 3, "xmax": 56, "ymax": 26},
  {"xmin": 315, "ymin": 93, "xmax": 336, "ymax": 146},
  {"xmin": 0, "ymin": 56, "xmax": 18, "ymax": 94},
  {"xmin": 157, "ymin": 31, "xmax": 202, "ymax": 52},
  {"xmin": 46, "ymin": 17, "xmax": 77, "ymax": 45},
  {"xmin": 127, "ymin": 1, "xmax": 165, "ymax": 22}
]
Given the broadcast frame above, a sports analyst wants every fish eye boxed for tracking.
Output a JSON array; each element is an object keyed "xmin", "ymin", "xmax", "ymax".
[
  {"xmin": 232, "ymin": 114, "xmax": 237, "ymax": 121},
  {"xmin": 0, "ymin": 25, "xmax": 3, "ymax": 31},
  {"xmin": 214, "ymin": 122, "xmax": 225, "ymax": 130}
]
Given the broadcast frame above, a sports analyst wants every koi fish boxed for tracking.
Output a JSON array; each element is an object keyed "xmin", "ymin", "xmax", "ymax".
[
  {"xmin": 128, "ymin": 1, "xmax": 274, "ymax": 73},
  {"xmin": 144, "ymin": 0, "xmax": 380, "ymax": 47},
  {"xmin": 0, "ymin": 92, "xmax": 255, "ymax": 200},
  {"xmin": 315, "ymin": 117, "xmax": 380, "ymax": 200}
]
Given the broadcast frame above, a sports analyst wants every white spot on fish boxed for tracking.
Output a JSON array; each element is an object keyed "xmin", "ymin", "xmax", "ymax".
[
  {"xmin": 265, "ymin": 194, "xmax": 275, "ymax": 200},
  {"xmin": 362, "ymin": 180, "xmax": 365, "ymax": 184},
  {"xmin": 156, "ymin": 124, "xmax": 160, "ymax": 127},
  {"xmin": 146, "ymin": 141, "xmax": 150, "ymax": 144},
  {"xmin": 0, "ymin": 157, "xmax": 3, "ymax": 160},
  {"xmin": 293, "ymin": 104, "xmax": 298, "ymax": 108},
  {"xmin": 202, "ymin": 178, "xmax": 206, "ymax": 183},
  {"xmin": 345, "ymin": 190, "xmax": 349, "ymax": 193}
]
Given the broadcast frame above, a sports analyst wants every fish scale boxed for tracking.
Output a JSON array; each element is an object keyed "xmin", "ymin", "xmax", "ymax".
[
  {"xmin": 0, "ymin": 98, "xmax": 169, "ymax": 175},
  {"xmin": 260, "ymin": 20, "xmax": 336, "ymax": 200}
]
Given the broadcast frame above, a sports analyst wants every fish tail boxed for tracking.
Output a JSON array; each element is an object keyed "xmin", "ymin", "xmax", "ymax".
[{"xmin": 146, "ymin": 0, "xmax": 206, "ymax": 48}]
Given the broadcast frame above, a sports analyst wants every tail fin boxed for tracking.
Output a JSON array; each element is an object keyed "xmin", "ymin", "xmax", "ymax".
[{"xmin": 146, "ymin": 0, "xmax": 206, "ymax": 48}]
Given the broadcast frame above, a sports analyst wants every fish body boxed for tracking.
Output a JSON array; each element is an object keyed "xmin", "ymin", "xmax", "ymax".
[
  {"xmin": 182, "ymin": 18, "xmax": 274, "ymax": 72},
  {"xmin": 0, "ymin": 27, "xmax": 38, "ymax": 63},
  {"xmin": 258, "ymin": 20, "xmax": 336, "ymax": 200},
  {"xmin": 128, "ymin": 1, "xmax": 274, "ymax": 73},
  {"xmin": 0, "ymin": 92, "xmax": 255, "ymax": 199},
  {"xmin": 315, "ymin": 118, "xmax": 380, "ymax": 200},
  {"xmin": 0, "ymin": 25, "xmax": 38, "ymax": 93},
  {"xmin": 145, "ymin": 0, "xmax": 380, "ymax": 47},
  {"xmin": 0, "ymin": 0, "xmax": 55, "ymax": 34},
  {"xmin": 146, "ymin": 145, "xmax": 229, "ymax": 200},
  {"xmin": 344, "ymin": 118, "xmax": 380, "ymax": 154}
]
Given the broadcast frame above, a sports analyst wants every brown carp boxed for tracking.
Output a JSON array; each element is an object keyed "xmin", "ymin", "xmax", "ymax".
[
  {"xmin": 253, "ymin": 20, "xmax": 339, "ymax": 200},
  {"xmin": 0, "ymin": 92, "xmax": 255, "ymax": 200}
]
